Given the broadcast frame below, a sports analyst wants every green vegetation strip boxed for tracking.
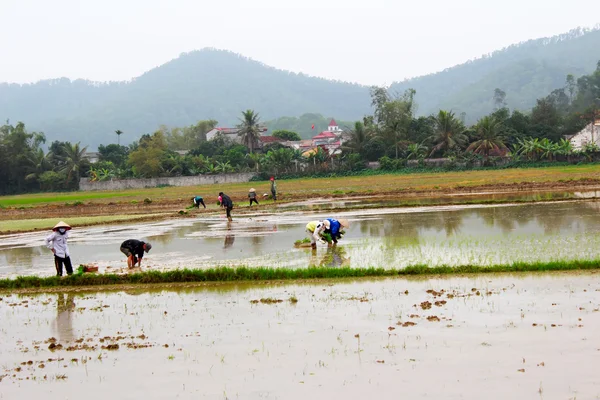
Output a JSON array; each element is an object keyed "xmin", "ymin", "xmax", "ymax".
[{"xmin": 1, "ymin": 260, "xmax": 599, "ymax": 290}]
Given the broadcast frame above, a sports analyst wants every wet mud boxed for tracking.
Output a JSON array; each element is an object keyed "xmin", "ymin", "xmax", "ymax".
[{"xmin": 1, "ymin": 274, "xmax": 599, "ymax": 399}]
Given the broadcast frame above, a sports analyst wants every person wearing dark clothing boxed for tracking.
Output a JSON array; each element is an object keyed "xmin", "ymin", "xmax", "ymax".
[
  {"xmin": 270, "ymin": 177, "xmax": 277, "ymax": 201},
  {"xmin": 219, "ymin": 192, "xmax": 234, "ymax": 222},
  {"xmin": 191, "ymin": 196, "xmax": 206, "ymax": 208},
  {"xmin": 120, "ymin": 239, "xmax": 152, "ymax": 268},
  {"xmin": 248, "ymin": 188, "xmax": 259, "ymax": 206}
]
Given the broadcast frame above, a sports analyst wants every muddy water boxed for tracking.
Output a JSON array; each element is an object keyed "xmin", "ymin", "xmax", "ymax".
[
  {"xmin": 2, "ymin": 200, "xmax": 600, "ymax": 277},
  {"xmin": 1, "ymin": 274, "xmax": 599, "ymax": 399}
]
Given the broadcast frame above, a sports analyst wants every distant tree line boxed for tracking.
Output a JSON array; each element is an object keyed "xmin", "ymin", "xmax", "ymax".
[{"xmin": 1, "ymin": 61, "xmax": 599, "ymax": 195}]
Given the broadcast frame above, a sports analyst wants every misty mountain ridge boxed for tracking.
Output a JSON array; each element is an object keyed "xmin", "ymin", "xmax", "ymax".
[{"xmin": 1, "ymin": 26, "xmax": 599, "ymax": 148}]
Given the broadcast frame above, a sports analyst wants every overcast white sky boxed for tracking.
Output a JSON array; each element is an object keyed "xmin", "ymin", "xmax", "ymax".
[{"xmin": 0, "ymin": 0, "xmax": 599, "ymax": 86}]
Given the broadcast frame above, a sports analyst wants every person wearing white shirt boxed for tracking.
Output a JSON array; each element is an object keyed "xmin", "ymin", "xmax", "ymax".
[{"xmin": 45, "ymin": 221, "xmax": 73, "ymax": 276}]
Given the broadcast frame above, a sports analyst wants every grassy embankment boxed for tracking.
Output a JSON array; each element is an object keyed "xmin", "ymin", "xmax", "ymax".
[
  {"xmin": 2, "ymin": 164, "xmax": 600, "ymax": 209},
  {"xmin": 1, "ymin": 259, "xmax": 599, "ymax": 291}
]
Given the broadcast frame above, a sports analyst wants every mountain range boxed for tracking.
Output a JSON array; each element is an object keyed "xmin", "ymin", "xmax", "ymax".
[{"xmin": 1, "ymin": 27, "xmax": 599, "ymax": 148}]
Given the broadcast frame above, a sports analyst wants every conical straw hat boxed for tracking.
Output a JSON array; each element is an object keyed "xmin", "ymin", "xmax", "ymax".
[
  {"xmin": 250, "ymin": 188, "xmax": 256, "ymax": 192},
  {"xmin": 53, "ymin": 221, "xmax": 71, "ymax": 231},
  {"xmin": 339, "ymin": 219, "xmax": 350, "ymax": 228}
]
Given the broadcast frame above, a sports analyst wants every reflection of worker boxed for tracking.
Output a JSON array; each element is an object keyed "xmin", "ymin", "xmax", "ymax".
[
  {"xmin": 306, "ymin": 220, "xmax": 328, "ymax": 250},
  {"xmin": 224, "ymin": 221, "xmax": 235, "ymax": 248},
  {"xmin": 219, "ymin": 192, "xmax": 234, "ymax": 222},
  {"xmin": 45, "ymin": 221, "xmax": 73, "ymax": 276},
  {"xmin": 324, "ymin": 218, "xmax": 350, "ymax": 244},
  {"xmin": 224, "ymin": 234, "xmax": 235, "ymax": 249},
  {"xmin": 270, "ymin": 177, "xmax": 277, "ymax": 201},
  {"xmin": 319, "ymin": 246, "xmax": 350, "ymax": 268},
  {"xmin": 248, "ymin": 188, "xmax": 259, "ymax": 206},
  {"xmin": 191, "ymin": 196, "xmax": 206, "ymax": 208},
  {"xmin": 55, "ymin": 292, "xmax": 75, "ymax": 342},
  {"xmin": 120, "ymin": 239, "xmax": 152, "ymax": 268}
]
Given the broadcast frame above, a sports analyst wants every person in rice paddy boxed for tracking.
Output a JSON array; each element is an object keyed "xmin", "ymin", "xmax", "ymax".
[
  {"xmin": 248, "ymin": 188, "xmax": 259, "ymax": 206},
  {"xmin": 191, "ymin": 196, "xmax": 206, "ymax": 208},
  {"xmin": 45, "ymin": 221, "xmax": 73, "ymax": 276},
  {"xmin": 218, "ymin": 192, "xmax": 234, "ymax": 222},
  {"xmin": 305, "ymin": 220, "xmax": 328, "ymax": 250},
  {"xmin": 270, "ymin": 176, "xmax": 277, "ymax": 201},
  {"xmin": 323, "ymin": 218, "xmax": 349, "ymax": 244}
]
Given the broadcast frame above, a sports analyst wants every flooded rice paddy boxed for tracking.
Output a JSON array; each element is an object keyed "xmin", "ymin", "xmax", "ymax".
[
  {"xmin": 2, "ymin": 198, "xmax": 600, "ymax": 277},
  {"xmin": 1, "ymin": 274, "xmax": 599, "ymax": 399}
]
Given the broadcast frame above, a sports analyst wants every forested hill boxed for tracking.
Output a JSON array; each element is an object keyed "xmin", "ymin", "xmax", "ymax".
[
  {"xmin": 1, "ymin": 27, "xmax": 600, "ymax": 148},
  {"xmin": 0, "ymin": 50, "xmax": 371, "ymax": 148},
  {"xmin": 390, "ymin": 27, "xmax": 600, "ymax": 123}
]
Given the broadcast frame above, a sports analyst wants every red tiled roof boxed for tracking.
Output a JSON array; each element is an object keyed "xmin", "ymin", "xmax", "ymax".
[
  {"xmin": 328, "ymin": 119, "xmax": 337, "ymax": 127},
  {"xmin": 312, "ymin": 131, "xmax": 337, "ymax": 139}
]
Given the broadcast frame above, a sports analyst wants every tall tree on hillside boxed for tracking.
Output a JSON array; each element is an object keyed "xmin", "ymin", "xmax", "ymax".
[
  {"xmin": 467, "ymin": 116, "xmax": 508, "ymax": 160},
  {"xmin": 237, "ymin": 110, "xmax": 261, "ymax": 154},
  {"xmin": 60, "ymin": 142, "xmax": 88, "ymax": 185},
  {"xmin": 493, "ymin": 88, "xmax": 507, "ymax": 110},
  {"xmin": 428, "ymin": 110, "xmax": 468, "ymax": 156},
  {"xmin": 115, "ymin": 130, "xmax": 123, "ymax": 145}
]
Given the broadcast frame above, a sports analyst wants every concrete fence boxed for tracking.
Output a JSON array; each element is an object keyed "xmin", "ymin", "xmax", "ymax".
[{"xmin": 79, "ymin": 173, "xmax": 256, "ymax": 191}]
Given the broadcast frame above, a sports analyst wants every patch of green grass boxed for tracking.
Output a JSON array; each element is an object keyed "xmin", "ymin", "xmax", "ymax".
[{"xmin": 0, "ymin": 259, "xmax": 599, "ymax": 290}]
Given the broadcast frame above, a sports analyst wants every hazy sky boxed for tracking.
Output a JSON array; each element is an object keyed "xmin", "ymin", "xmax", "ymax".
[{"xmin": 1, "ymin": 0, "xmax": 599, "ymax": 86}]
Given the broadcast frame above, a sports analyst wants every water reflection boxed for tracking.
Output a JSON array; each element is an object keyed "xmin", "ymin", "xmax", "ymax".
[
  {"xmin": 54, "ymin": 293, "xmax": 75, "ymax": 342},
  {"xmin": 224, "ymin": 223, "xmax": 235, "ymax": 249},
  {"xmin": 4, "ymin": 200, "xmax": 600, "ymax": 274}
]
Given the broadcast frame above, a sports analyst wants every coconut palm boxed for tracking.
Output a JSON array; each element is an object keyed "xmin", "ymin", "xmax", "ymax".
[
  {"xmin": 429, "ymin": 110, "xmax": 468, "ymax": 157},
  {"xmin": 466, "ymin": 116, "xmax": 508, "ymax": 160},
  {"xmin": 115, "ymin": 130, "xmax": 124, "ymax": 145},
  {"xmin": 60, "ymin": 142, "xmax": 88, "ymax": 184},
  {"xmin": 237, "ymin": 110, "xmax": 261, "ymax": 154},
  {"xmin": 342, "ymin": 121, "xmax": 371, "ymax": 159},
  {"xmin": 405, "ymin": 142, "xmax": 428, "ymax": 160},
  {"xmin": 25, "ymin": 148, "xmax": 51, "ymax": 186}
]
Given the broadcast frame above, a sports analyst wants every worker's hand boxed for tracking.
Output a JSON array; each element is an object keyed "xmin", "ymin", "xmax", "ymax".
[{"xmin": 51, "ymin": 248, "xmax": 56, "ymax": 254}]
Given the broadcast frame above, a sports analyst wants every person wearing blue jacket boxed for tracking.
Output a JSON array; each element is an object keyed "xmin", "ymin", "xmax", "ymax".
[{"xmin": 324, "ymin": 218, "xmax": 349, "ymax": 244}]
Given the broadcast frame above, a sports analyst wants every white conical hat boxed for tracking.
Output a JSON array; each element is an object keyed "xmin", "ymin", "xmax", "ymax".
[
  {"xmin": 53, "ymin": 221, "xmax": 72, "ymax": 230},
  {"xmin": 339, "ymin": 219, "xmax": 350, "ymax": 228},
  {"xmin": 250, "ymin": 188, "xmax": 256, "ymax": 192}
]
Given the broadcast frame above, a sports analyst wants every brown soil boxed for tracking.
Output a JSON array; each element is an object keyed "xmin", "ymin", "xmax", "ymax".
[{"xmin": 3, "ymin": 180, "xmax": 600, "ymax": 231}]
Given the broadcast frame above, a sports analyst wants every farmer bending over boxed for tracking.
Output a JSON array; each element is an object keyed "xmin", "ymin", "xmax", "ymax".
[
  {"xmin": 324, "ymin": 218, "xmax": 349, "ymax": 244},
  {"xmin": 120, "ymin": 239, "xmax": 152, "ymax": 268},
  {"xmin": 192, "ymin": 196, "xmax": 206, "ymax": 208},
  {"xmin": 305, "ymin": 220, "xmax": 328, "ymax": 250},
  {"xmin": 45, "ymin": 221, "xmax": 73, "ymax": 276},
  {"xmin": 248, "ymin": 188, "xmax": 259, "ymax": 206},
  {"xmin": 219, "ymin": 192, "xmax": 234, "ymax": 222}
]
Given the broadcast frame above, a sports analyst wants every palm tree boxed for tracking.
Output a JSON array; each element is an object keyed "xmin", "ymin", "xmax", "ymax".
[
  {"xmin": 466, "ymin": 116, "xmax": 508, "ymax": 160},
  {"xmin": 342, "ymin": 121, "xmax": 371, "ymax": 159},
  {"xmin": 405, "ymin": 142, "xmax": 428, "ymax": 160},
  {"xmin": 25, "ymin": 148, "xmax": 51, "ymax": 186},
  {"xmin": 115, "ymin": 130, "xmax": 123, "ymax": 145},
  {"xmin": 237, "ymin": 110, "xmax": 261, "ymax": 154},
  {"xmin": 429, "ymin": 110, "xmax": 468, "ymax": 157},
  {"xmin": 60, "ymin": 142, "xmax": 88, "ymax": 184}
]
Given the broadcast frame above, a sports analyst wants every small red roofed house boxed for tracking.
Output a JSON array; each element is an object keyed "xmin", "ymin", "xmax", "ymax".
[{"xmin": 309, "ymin": 119, "xmax": 344, "ymax": 155}]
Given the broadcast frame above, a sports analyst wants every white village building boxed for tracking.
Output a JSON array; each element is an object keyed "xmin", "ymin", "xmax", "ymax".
[{"xmin": 568, "ymin": 120, "xmax": 600, "ymax": 150}]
